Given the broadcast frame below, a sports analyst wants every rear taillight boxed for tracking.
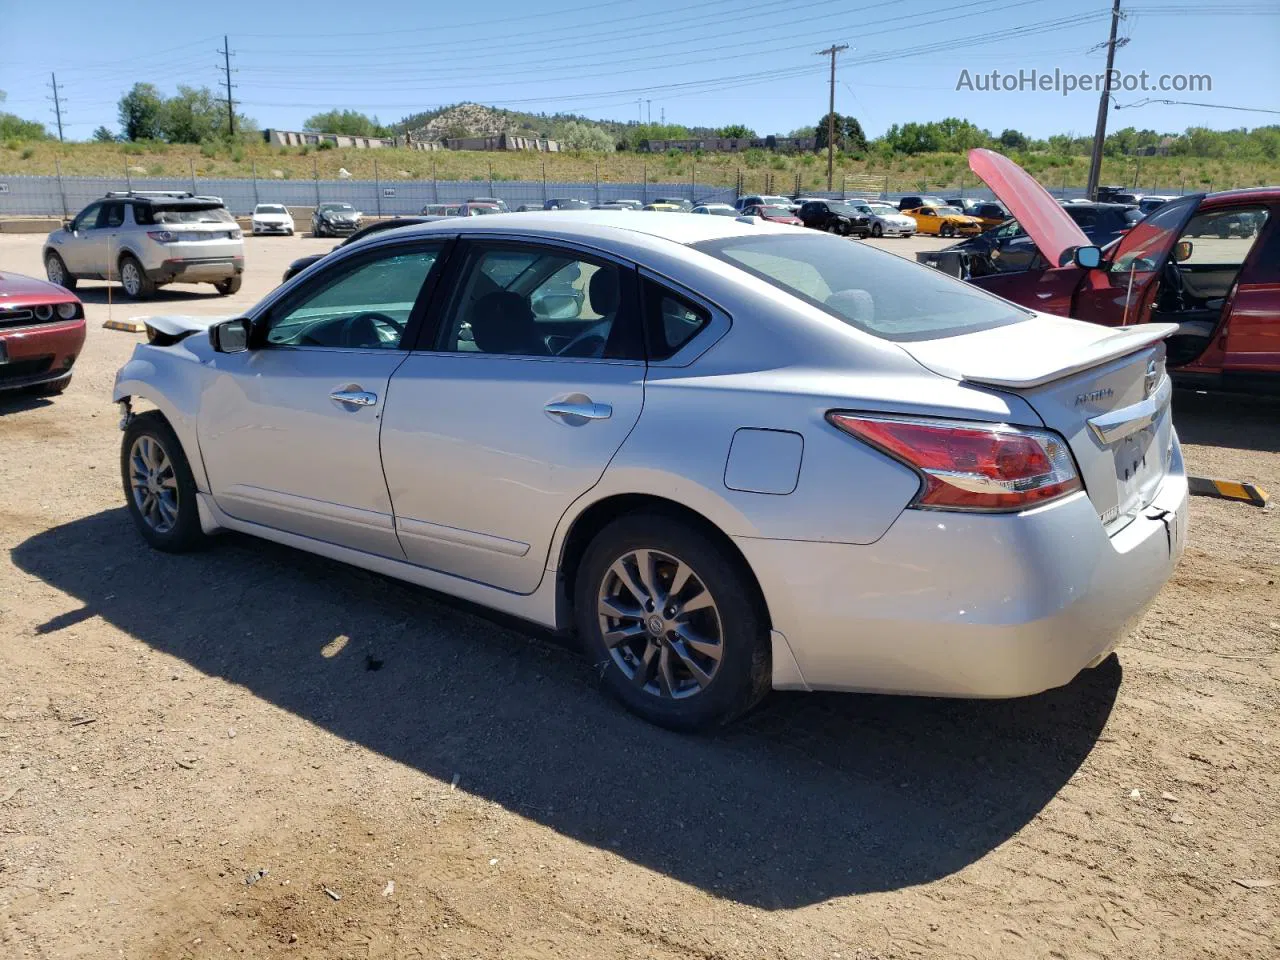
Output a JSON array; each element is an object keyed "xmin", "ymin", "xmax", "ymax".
[{"xmin": 829, "ymin": 413, "xmax": 1082, "ymax": 512}]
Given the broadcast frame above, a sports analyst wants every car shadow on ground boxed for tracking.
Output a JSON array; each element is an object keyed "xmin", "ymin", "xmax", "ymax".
[
  {"xmin": 0, "ymin": 392, "xmax": 54, "ymax": 416},
  {"xmin": 12, "ymin": 508, "xmax": 1120, "ymax": 909},
  {"xmin": 72, "ymin": 284, "xmax": 222, "ymax": 306},
  {"xmin": 1174, "ymin": 388, "xmax": 1280, "ymax": 455}
]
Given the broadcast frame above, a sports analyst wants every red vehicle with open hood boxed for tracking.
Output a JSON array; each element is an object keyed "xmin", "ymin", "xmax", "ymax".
[
  {"xmin": 957, "ymin": 148, "xmax": 1280, "ymax": 393},
  {"xmin": 0, "ymin": 271, "xmax": 86, "ymax": 396}
]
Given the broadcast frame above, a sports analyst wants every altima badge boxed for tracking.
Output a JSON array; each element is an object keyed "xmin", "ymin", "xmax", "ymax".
[{"xmin": 1075, "ymin": 387, "xmax": 1114, "ymax": 406}]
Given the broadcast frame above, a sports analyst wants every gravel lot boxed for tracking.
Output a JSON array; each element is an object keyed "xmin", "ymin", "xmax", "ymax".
[{"xmin": 1, "ymin": 230, "xmax": 1277, "ymax": 959}]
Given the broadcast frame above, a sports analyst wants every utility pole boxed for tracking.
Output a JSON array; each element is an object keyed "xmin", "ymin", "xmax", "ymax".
[
  {"xmin": 47, "ymin": 73, "xmax": 65, "ymax": 142},
  {"xmin": 646, "ymin": 99, "xmax": 652, "ymax": 125},
  {"xmin": 816, "ymin": 44, "xmax": 849, "ymax": 190},
  {"xmin": 1085, "ymin": 0, "xmax": 1122, "ymax": 200},
  {"xmin": 217, "ymin": 35, "xmax": 236, "ymax": 138}
]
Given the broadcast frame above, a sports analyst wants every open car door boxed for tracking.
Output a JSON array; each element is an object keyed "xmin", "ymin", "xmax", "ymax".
[{"xmin": 1073, "ymin": 195, "xmax": 1203, "ymax": 328}]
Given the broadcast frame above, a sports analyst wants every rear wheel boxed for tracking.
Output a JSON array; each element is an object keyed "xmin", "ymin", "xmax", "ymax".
[
  {"xmin": 44, "ymin": 252, "xmax": 76, "ymax": 290},
  {"xmin": 575, "ymin": 512, "xmax": 770, "ymax": 731},
  {"xmin": 119, "ymin": 254, "xmax": 155, "ymax": 299},
  {"xmin": 871, "ymin": 222, "xmax": 883, "ymax": 238},
  {"xmin": 215, "ymin": 275, "xmax": 242, "ymax": 296},
  {"xmin": 120, "ymin": 411, "xmax": 207, "ymax": 553},
  {"xmin": 940, "ymin": 223, "xmax": 955, "ymax": 238}
]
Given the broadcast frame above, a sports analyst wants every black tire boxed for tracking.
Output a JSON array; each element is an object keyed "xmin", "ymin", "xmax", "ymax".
[
  {"xmin": 940, "ymin": 223, "xmax": 955, "ymax": 238},
  {"xmin": 215, "ymin": 275, "xmax": 242, "ymax": 295},
  {"xmin": 118, "ymin": 254, "xmax": 156, "ymax": 299},
  {"xmin": 871, "ymin": 222, "xmax": 883, "ymax": 238},
  {"xmin": 120, "ymin": 411, "xmax": 208, "ymax": 553},
  {"xmin": 44, "ymin": 251, "xmax": 77, "ymax": 290},
  {"xmin": 575, "ymin": 511, "xmax": 770, "ymax": 731}
]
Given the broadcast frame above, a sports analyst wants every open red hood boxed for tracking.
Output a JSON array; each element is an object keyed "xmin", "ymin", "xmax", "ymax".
[{"xmin": 968, "ymin": 148, "xmax": 1091, "ymax": 267}]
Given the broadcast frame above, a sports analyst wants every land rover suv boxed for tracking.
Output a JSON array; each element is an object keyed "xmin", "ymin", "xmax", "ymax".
[{"xmin": 43, "ymin": 191, "xmax": 244, "ymax": 299}]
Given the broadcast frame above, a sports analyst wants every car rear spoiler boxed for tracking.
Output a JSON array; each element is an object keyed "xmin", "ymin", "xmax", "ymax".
[{"xmin": 960, "ymin": 324, "xmax": 1178, "ymax": 389}]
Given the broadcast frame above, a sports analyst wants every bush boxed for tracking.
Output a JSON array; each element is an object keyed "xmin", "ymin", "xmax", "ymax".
[
  {"xmin": 199, "ymin": 140, "xmax": 219, "ymax": 159},
  {"xmin": 316, "ymin": 140, "xmax": 334, "ymax": 151},
  {"xmin": 20, "ymin": 147, "xmax": 34, "ymax": 160}
]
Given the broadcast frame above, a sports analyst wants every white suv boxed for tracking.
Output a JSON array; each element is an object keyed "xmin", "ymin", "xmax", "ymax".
[{"xmin": 44, "ymin": 191, "xmax": 245, "ymax": 299}]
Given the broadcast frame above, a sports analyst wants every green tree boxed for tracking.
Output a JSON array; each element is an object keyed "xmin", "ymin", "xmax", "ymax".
[
  {"xmin": 559, "ymin": 120, "xmax": 616, "ymax": 152},
  {"xmin": 303, "ymin": 109, "xmax": 392, "ymax": 137},
  {"xmin": 718, "ymin": 123, "xmax": 756, "ymax": 139},
  {"xmin": 118, "ymin": 83, "xmax": 165, "ymax": 141},
  {"xmin": 92, "ymin": 125, "xmax": 117, "ymax": 142},
  {"xmin": 999, "ymin": 128, "xmax": 1029, "ymax": 151},
  {"xmin": 814, "ymin": 113, "xmax": 867, "ymax": 152},
  {"xmin": 0, "ymin": 111, "xmax": 50, "ymax": 139},
  {"xmin": 160, "ymin": 85, "xmax": 225, "ymax": 143}
]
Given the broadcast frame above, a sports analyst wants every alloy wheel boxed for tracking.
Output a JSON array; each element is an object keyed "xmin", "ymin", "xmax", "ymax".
[
  {"xmin": 871, "ymin": 222, "xmax": 883, "ymax": 238},
  {"xmin": 121, "ymin": 261, "xmax": 141, "ymax": 297},
  {"xmin": 597, "ymin": 548, "xmax": 724, "ymax": 700},
  {"xmin": 128, "ymin": 435, "xmax": 179, "ymax": 534},
  {"xmin": 46, "ymin": 255, "xmax": 64, "ymax": 286}
]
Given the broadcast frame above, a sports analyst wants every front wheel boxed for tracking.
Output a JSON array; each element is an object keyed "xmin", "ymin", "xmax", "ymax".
[
  {"xmin": 940, "ymin": 223, "xmax": 955, "ymax": 238},
  {"xmin": 575, "ymin": 512, "xmax": 770, "ymax": 731},
  {"xmin": 121, "ymin": 412, "xmax": 208, "ymax": 553},
  {"xmin": 215, "ymin": 275, "xmax": 242, "ymax": 295},
  {"xmin": 871, "ymin": 222, "xmax": 883, "ymax": 238}
]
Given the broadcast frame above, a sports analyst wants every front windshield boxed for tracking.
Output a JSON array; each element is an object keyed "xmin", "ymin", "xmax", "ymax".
[
  {"xmin": 696, "ymin": 233, "xmax": 1028, "ymax": 342},
  {"xmin": 152, "ymin": 206, "xmax": 234, "ymax": 224},
  {"xmin": 828, "ymin": 203, "xmax": 860, "ymax": 216},
  {"xmin": 321, "ymin": 203, "xmax": 354, "ymax": 213},
  {"xmin": 707, "ymin": 206, "xmax": 738, "ymax": 216},
  {"xmin": 761, "ymin": 197, "xmax": 791, "ymax": 206},
  {"xmin": 936, "ymin": 206, "xmax": 963, "ymax": 216},
  {"xmin": 255, "ymin": 204, "xmax": 287, "ymax": 214},
  {"xmin": 868, "ymin": 204, "xmax": 897, "ymax": 216},
  {"xmin": 757, "ymin": 206, "xmax": 793, "ymax": 217},
  {"xmin": 470, "ymin": 206, "xmax": 500, "ymax": 215}
]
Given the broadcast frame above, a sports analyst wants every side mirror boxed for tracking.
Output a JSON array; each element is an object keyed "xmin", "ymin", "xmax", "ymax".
[
  {"xmin": 1062, "ymin": 245, "xmax": 1102, "ymax": 269},
  {"xmin": 1172, "ymin": 240, "xmax": 1193, "ymax": 263},
  {"xmin": 63, "ymin": 219, "xmax": 73, "ymax": 231},
  {"xmin": 209, "ymin": 318, "xmax": 251, "ymax": 353}
]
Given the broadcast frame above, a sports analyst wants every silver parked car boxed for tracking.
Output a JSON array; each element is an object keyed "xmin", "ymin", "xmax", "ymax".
[
  {"xmin": 845, "ymin": 199, "xmax": 918, "ymax": 238},
  {"xmin": 44, "ymin": 191, "xmax": 244, "ymax": 298},
  {"xmin": 113, "ymin": 213, "xmax": 1188, "ymax": 730}
]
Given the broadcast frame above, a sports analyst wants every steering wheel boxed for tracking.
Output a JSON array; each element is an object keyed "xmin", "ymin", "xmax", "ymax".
[
  {"xmin": 299, "ymin": 312, "xmax": 404, "ymax": 348},
  {"xmin": 1159, "ymin": 256, "xmax": 1187, "ymax": 312},
  {"xmin": 553, "ymin": 320, "xmax": 611, "ymax": 358}
]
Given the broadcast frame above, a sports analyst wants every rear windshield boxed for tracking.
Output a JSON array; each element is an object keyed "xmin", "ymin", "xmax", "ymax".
[
  {"xmin": 694, "ymin": 233, "xmax": 1029, "ymax": 342},
  {"xmin": 141, "ymin": 204, "xmax": 234, "ymax": 225}
]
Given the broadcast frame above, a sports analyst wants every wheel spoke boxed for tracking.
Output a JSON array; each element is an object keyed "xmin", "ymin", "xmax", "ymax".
[
  {"xmin": 634, "ymin": 550, "xmax": 661, "ymax": 606},
  {"xmin": 630, "ymin": 642, "xmax": 659, "ymax": 688},
  {"xmin": 665, "ymin": 561, "xmax": 693, "ymax": 608},
  {"xmin": 675, "ymin": 624, "xmax": 722, "ymax": 662},
  {"xmin": 602, "ymin": 622, "xmax": 646, "ymax": 648},
  {"xmin": 671, "ymin": 640, "xmax": 715, "ymax": 688},
  {"xmin": 610, "ymin": 558, "xmax": 651, "ymax": 606},
  {"xmin": 598, "ymin": 595, "xmax": 643, "ymax": 622},
  {"xmin": 674, "ymin": 590, "xmax": 715, "ymax": 618},
  {"xmin": 657, "ymin": 646, "xmax": 676, "ymax": 698}
]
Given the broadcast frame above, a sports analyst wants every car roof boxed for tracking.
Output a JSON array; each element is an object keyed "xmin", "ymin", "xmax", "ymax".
[{"xmin": 391, "ymin": 210, "xmax": 793, "ymax": 247}]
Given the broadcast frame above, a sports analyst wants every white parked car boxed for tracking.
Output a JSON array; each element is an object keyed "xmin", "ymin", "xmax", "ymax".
[
  {"xmin": 691, "ymin": 204, "xmax": 739, "ymax": 216},
  {"xmin": 251, "ymin": 203, "xmax": 295, "ymax": 236},
  {"xmin": 845, "ymin": 199, "xmax": 918, "ymax": 238},
  {"xmin": 113, "ymin": 212, "xmax": 1188, "ymax": 730}
]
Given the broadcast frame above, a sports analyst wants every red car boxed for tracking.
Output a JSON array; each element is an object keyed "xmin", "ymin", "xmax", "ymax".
[
  {"xmin": 741, "ymin": 204, "xmax": 804, "ymax": 226},
  {"xmin": 0, "ymin": 271, "xmax": 86, "ymax": 397},
  {"xmin": 961, "ymin": 148, "xmax": 1279, "ymax": 392}
]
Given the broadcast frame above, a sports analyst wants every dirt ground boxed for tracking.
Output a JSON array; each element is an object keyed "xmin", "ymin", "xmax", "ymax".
[{"xmin": 1, "ymin": 231, "xmax": 1277, "ymax": 960}]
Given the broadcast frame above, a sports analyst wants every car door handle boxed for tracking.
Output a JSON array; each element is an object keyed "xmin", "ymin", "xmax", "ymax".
[
  {"xmin": 330, "ymin": 389, "xmax": 378, "ymax": 407},
  {"xmin": 544, "ymin": 400, "xmax": 612, "ymax": 422}
]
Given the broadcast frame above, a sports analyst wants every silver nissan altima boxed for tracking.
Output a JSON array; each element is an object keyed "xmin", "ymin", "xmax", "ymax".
[{"xmin": 113, "ymin": 212, "xmax": 1188, "ymax": 730}]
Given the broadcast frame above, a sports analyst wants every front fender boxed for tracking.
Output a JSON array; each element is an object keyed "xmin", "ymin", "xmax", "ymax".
[{"xmin": 113, "ymin": 344, "xmax": 210, "ymax": 493}]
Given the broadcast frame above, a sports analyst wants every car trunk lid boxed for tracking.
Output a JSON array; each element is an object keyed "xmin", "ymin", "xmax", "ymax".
[
  {"xmin": 900, "ymin": 314, "xmax": 1177, "ymax": 532},
  {"xmin": 968, "ymin": 147, "xmax": 1091, "ymax": 267}
]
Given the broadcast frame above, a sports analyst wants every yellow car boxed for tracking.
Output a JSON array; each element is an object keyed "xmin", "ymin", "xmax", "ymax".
[
  {"xmin": 902, "ymin": 205, "xmax": 983, "ymax": 238},
  {"xmin": 643, "ymin": 202, "xmax": 683, "ymax": 212}
]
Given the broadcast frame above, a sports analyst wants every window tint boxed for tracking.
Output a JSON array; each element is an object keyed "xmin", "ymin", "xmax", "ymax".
[
  {"xmin": 696, "ymin": 232, "xmax": 1028, "ymax": 342},
  {"xmin": 101, "ymin": 202, "xmax": 125, "ymax": 228},
  {"xmin": 72, "ymin": 203, "xmax": 101, "ymax": 231},
  {"xmin": 265, "ymin": 246, "xmax": 440, "ymax": 349},
  {"xmin": 1180, "ymin": 206, "xmax": 1270, "ymax": 266},
  {"xmin": 644, "ymin": 280, "xmax": 710, "ymax": 360},
  {"xmin": 439, "ymin": 245, "xmax": 634, "ymax": 360},
  {"xmin": 1109, "ymin": 198, "xmax": 1201, "ymax": 275}
]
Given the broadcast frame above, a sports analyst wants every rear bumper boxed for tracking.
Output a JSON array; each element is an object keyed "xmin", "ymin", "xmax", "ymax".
[
  {"xmin": 145, "ymin": 257, "xmax": 243, "ymax": 283},
  {"xmin": 737, "ymin": 437, "xmax": 1189, "ymax": 697},
  {"xmin": 0, "ymin": 319, "xmax": 86, "ymax": 392}
]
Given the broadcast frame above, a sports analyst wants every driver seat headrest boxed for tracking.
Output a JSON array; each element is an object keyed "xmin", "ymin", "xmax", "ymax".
[
  {"xmin": 468, "ymin": 291, "xmax": 546, "ymax": 355},
  {"xmin": 587, "ymin": 267, "xmax": 620, "ymax": 316}
]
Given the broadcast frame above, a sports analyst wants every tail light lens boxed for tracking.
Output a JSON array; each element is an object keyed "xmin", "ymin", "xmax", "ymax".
[{"xmin": 829, "ymin": 413, "xmax": 1082, "ymax": 512}]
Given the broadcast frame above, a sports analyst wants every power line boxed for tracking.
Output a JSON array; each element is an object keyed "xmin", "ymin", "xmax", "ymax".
[
  {"xmin": 47, "ymin": 72, "xmax": 66, "ymax": 142},
  {"xmin": 1115, "ymin": 98, "xmax": 1280, "ymax": 115}
]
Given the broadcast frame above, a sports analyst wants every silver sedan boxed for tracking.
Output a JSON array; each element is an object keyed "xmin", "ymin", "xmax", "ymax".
[{"xmin": 113, "ymin": 213, "xmax": 1188, "ymax": 730}]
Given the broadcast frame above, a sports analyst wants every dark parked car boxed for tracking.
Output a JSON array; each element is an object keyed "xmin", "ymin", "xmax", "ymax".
[
  {"xmin": 282, "ymin": 217, "xmax": 435, "ymax": 282},
  {"xmin": 311, "ymin": 202, "xmax": 362, "ymax": 237},
  {"xmin": 796, "ymin": 199, "xmax": 872, "ymax": 237},
  {"xmin": 896, "ymin": 195, "xmax": 946, "ymax": 211},
  {"xmin": 917, "ymin": 202, "xmax": 1141, "ymax": 275}
]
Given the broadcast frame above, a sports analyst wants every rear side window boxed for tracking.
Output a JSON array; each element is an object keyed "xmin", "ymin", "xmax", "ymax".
[
  {"xmin": 695, "ymin": 233, "xmax": 1028, "ymax": 342},
  {"xmin": 643, "ymin": 280, "xmax": 710, "ymax": 360}
]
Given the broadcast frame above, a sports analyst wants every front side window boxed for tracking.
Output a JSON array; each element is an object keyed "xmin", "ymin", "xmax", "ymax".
[
  {"xmin": 1109, "ymin": 197, "xmax": 1201, "ymax": 276},
  {"xmin": 264, "ymin": 246, "xmax": 441, "ymax": 350},
  {"xmin": 438, "ymin": 244, "xmax": 636, "ymax": 360},
  {"xmin": 696, "ymin": 232, "xmax": 1029, "ymax": 342},
  {"xmin": 72, "ymin": 203, "xmax": 102, "ymax": 232}
]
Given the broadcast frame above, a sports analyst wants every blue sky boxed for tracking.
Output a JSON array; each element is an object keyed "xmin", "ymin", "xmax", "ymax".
[{"xmin": 4, "ymin": 0, "xmax": 1277, "ymax": 141}]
